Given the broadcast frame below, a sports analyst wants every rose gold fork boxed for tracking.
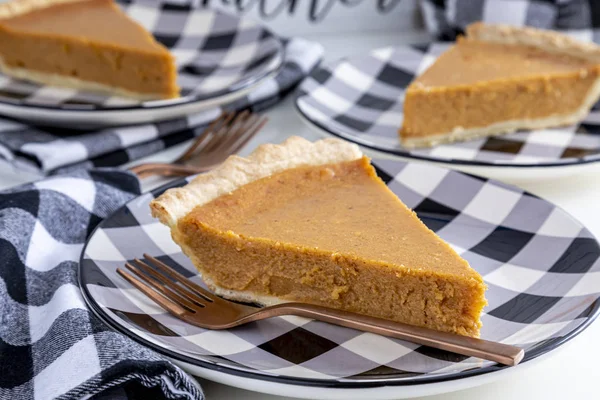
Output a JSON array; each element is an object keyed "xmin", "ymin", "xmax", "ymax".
[
  {"xmin": 117, "ymin": 254, "xmax": 524, "ymax": 367},
  {"xmin": 129, "ymin": 110, "xmax": 268, "ymax": 179}
]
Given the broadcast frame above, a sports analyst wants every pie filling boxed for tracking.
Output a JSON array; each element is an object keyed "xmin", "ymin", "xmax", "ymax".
[
  {"xmin": 402, "ymin": 72, "xmax": 599, "ymax": 139},
  {"xmin": 416, "ymin": 39, "xmax": 595, "ymax": 88},
  {"xmin": 0, "ymin": 38, "xmax": 177, "ymax": 97},
  {"xmin": 174, "ymin": 157, "xmax": 487, "ymax": 337}
]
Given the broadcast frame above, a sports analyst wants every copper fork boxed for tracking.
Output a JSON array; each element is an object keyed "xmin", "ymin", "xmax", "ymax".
[
  {"xmin": 117, "ymin": 254, "xmax": 524, "ymax": 367},
  {"xmin": 129, "ymin": 110, "xmax": 268, "ymax": 179}
]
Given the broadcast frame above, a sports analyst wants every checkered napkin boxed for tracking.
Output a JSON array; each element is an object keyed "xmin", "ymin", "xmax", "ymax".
[
  {"xmin": 420, "ymin": 0, "xmax": 600, "ymax": 39},
  {"xmin": 0, "ymin": 168, "xmax": 205, "ymax": 400},
  {"xmin": 0, "ymin": 37, "xmax": 323, "ymax": 175}
]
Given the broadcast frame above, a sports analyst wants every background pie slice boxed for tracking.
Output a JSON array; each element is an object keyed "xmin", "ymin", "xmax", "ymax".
[
  {"xmin": 151, "ymin": 137, "xmax": 488, "ymax": 337},
  {"xmin": 0, "ymin": 0, "xmax": 179, "ymax": 100},
  {"xmin": 400, "ymin": 23, "xmax": 600, "ymax": 148}
]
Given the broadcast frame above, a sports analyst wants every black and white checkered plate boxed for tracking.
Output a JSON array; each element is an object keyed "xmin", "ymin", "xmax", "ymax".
[
  {"xmin": 296, "ymin": 44, "xmax": 600, "ymax": 168},
  {"xmin": 79, "ymin": 158, "xmax": 600, "ymax": 396},
  {"xmin": 0, "ymin": 0, "xmax": 282, "ymax": 125}
]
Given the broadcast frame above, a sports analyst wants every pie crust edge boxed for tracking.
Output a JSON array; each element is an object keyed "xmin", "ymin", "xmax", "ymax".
[
  {"xmin": 467, "ymin": 22, "xmax": 600, "ymax": 62},
  {"xmin": 150, "ymin": 136, "xmax": 363, "ymax": 228}
]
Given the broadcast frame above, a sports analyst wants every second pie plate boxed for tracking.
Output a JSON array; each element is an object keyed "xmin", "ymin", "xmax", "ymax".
[
  {"xmin": 79, "ymin": 157, "xmax": 600, "ymax": 399},
  {"xmin": 295, "ymin": 44, "xmax": 600, "ymax": 168}
]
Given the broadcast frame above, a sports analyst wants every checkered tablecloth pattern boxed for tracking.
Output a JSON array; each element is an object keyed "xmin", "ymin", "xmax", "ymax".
[
  {"xmin": 0, "ymin": 169, "xmax": 203, "ymax": 400},
  {"xmin": 81, "ymin": 158, "xmax": 600, "ymax": 387},
  {"xmin": 0, "ymin": 0, "xmax": 282, "ymax": 109},
  {"xmin": 296, "ymin": 43, "xmax": 600, "ymax": 167}
]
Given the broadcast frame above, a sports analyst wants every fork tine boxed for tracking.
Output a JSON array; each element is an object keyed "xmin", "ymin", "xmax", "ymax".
[
  {"xmin": 182, "ymin": 114, "xmax": 265, "ymax": 172},
  {"xmin": 211, "ymin": 113, "xmax": 257, "ymax": 154},
  {"xmin": 202, "ymin": 110, "xmax": 251, "ymax": 154},
  {"xmin": 228, "ymin": 116, "xmax": 268, "ymax": 155},
  {"xmin": 178, "ymin": 111, "xmax": 233, "ymax": 162},
  {"xmin": 143, "ymin": 253, "xmax": 221, "ymax": 303},
  {"xmin": 196, "ymin": 127, "xmax": 230, "ymax": 154},
  {"xmin": 227, "ymin": 109, "xmax": 252, "ymax": 132},
  {"xmin": 203, "ymin": 115, "xmax": 267, "ymax": 167},
  {"xmin": 180, "ymin": 110, "xmax": 240, "ymax": 161},
  {"xmin": 117, "ymin": 268, "xmax": 189, "ymax": 316},
  {"xmin": 124, "ymin": 261, "xmax": 201, "ymax": 311},
  {"xmin": 130, "ymin": 259, "xmax": 207, "ymax": 308}
]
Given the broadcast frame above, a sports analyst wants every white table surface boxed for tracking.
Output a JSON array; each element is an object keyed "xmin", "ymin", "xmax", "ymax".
[{"xmin": 2, "ymin": 31, "xmax": 599, "ymax": 399}]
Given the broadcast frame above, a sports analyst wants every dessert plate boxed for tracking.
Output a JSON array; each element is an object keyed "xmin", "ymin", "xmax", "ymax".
[
  {"xmin": 295, "ymin": 44, "xmax": 600, "ymax": 168},
  {"xmin": 0, "ymin": 0, "xmax": 282, "ymax": 127},
  {"xmin": 79, "ymin": 158, "xmax": 600, "ymax": 399}
]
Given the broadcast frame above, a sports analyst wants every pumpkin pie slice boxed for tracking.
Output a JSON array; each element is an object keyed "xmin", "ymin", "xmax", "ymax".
[
  {"xmin": 0, "ymin": 0, "xmax": 179, "ymax": 100},
  {"xmin": 400, "ymin": 23, "xmax": 600, "ymax": 148},
  {"xmin": 151, "ymin": 137, "xmax": 487, "ymax": 337}
]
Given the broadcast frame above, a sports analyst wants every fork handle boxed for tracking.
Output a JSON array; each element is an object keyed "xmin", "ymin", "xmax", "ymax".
[
  {"xmin": 128, "ymin": 163, "xmax": 203, "ymax": 179},
  {"xmin": 260, "ymin": 303, "xmax": 524, "ymax": 366}
]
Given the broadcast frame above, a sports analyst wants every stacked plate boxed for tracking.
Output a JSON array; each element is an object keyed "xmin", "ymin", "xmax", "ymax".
[{"xmin": 0, "ymin": 1, "xmax": 283, "ymax": 127}]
